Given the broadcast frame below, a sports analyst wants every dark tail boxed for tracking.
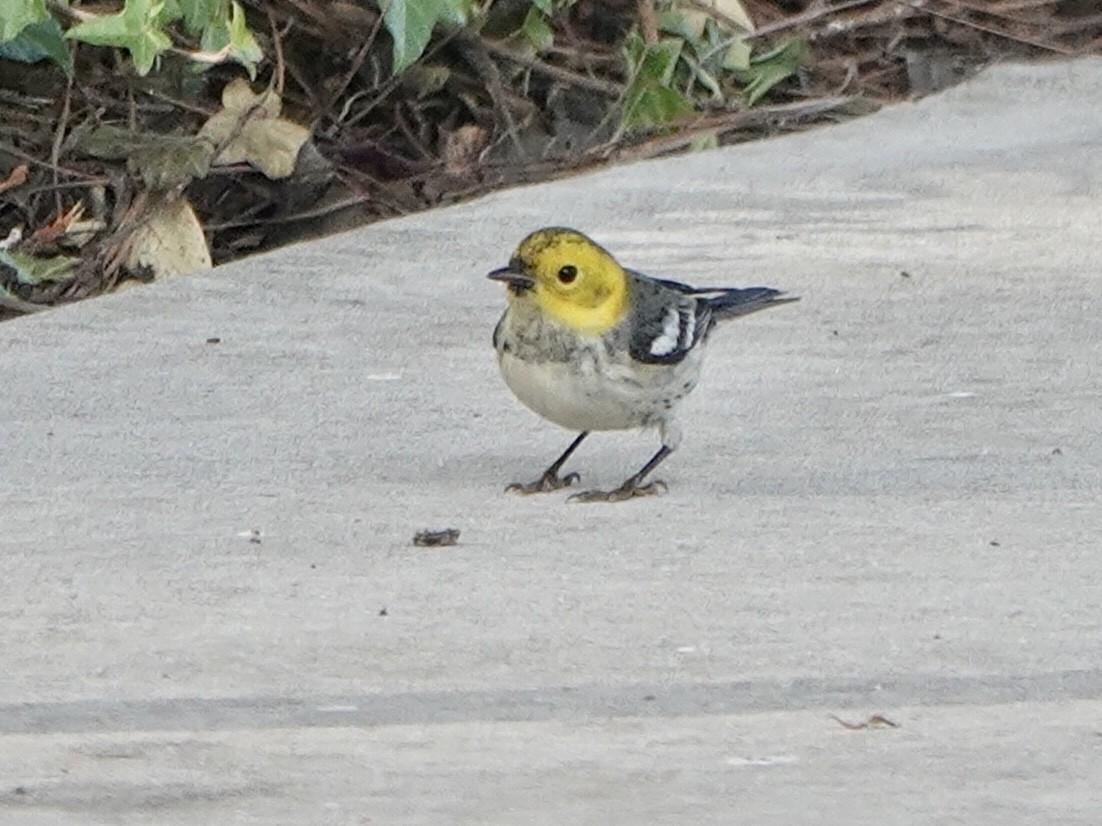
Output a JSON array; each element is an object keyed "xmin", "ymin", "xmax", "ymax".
[{"xmin": 706, "ymin": 287, "xmax": 799, "ymax": 320}]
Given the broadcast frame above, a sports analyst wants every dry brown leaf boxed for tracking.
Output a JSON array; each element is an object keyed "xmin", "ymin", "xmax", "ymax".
[
  {"xmin": 199, "ymin": 78, "xmax": 311, "ymax": 180},
  {"xmin": 122, "ymin": 197, "xmax": 212, "ymax": 284},
  {"xmin": 443, "ymin": 124, "xmax": 490, "ymax": 176},
  {"xmin": 0, "ymin": 164, "xmax": 30, "ymax": 195}
]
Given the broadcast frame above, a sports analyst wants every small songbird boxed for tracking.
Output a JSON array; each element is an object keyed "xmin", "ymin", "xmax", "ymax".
[{"xmin": 489, "ymin": 227, "xmax": 796, "ymax": 503}]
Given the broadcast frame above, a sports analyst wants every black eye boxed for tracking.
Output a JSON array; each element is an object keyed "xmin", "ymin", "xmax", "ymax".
[{"xmin": 557, "ymin": 265, "xmax": 577, "ymax": 284}]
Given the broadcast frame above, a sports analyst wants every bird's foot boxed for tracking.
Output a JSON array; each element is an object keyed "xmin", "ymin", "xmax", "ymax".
[
  {"xmin": 506, "ymin": 470, "xmax": 581, "ymax": 495},
  {"xmin": 567, "ymin": 479, "xmax": 667, "ymax": 504}
]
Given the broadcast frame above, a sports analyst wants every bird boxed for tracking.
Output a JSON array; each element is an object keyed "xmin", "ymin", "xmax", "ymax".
[{"xmin": 488, "ymin": 227, "xmax": 796, "ymax": 503}]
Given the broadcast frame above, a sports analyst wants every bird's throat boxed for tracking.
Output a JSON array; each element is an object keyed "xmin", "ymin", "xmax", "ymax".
[{"xmin": 536, "ymin": 285, "xmax": 626, "ymax": 337}]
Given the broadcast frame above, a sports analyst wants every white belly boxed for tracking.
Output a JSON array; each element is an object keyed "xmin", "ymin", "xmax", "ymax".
[
  {"xmin": 498, "ymin": 351, "xmax": 636, "ymax": 431},
  {"xmin": 497, "ymin": 348, "xmax": 699, "ymax": 433}
]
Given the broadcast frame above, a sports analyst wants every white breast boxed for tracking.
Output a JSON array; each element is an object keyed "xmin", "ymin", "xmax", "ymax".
[
  {"xmin": 496, "ymin": 342, "xmax": 706, "ymax": 436},
  {"xmin": 493, "ymin": 301, "xmax": 706, "ymax": 434},
  {"xmin": 498, "ymin": 349, "xmax": 644, "ymax": 432}
]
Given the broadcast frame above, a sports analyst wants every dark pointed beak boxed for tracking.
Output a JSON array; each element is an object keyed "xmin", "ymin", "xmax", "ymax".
[{"xmin": 487, "ymin": 265, "xmax": 535, "ymax": 290}]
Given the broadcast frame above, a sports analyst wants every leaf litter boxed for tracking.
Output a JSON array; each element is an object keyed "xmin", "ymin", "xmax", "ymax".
[{"xmin": 0, "ymin": 0, "xmax": 1098, "ymax": 319}]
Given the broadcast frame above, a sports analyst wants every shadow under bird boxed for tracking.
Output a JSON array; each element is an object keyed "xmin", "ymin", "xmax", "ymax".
[{"xmin": 489, "ymin": 227, "xmax": 797, "ymax": 503}]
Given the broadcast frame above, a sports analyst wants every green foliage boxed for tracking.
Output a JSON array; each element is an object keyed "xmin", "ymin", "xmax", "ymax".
[
  {"xmin": 175, "ymin": 0, "xmax": 225, "ymax": 35},
  {"xmin": 382, "ymin": 0, "xmax": 473, "ymax": 75},
  {"xmin": 617, "ymin": 1, "xmax": 806, "ymax": 133},
  {"xmin": 65, "ymin": 0, "xmax": 173, "ymax": 76},
  {"xmin": 0, "ymin": 0, "xmax": 800, "ymax": 132},
  {"xmin": 722, "ymin": 38, "xmax": 752, "ymax": 72},
  {"xmin": 521, "ymin": 6, "xmax": 554, "ymax": 54},
  {"xmin": 0, "ymin": 15, "xmax": 72, "ymax": 77},
  {"xmin": 0, "ymin": 249, "xmax": 79, "ymax": 286},
  {"xmin": 622, "ymin": 34, "xmax": 693, "ymax": 133},
  {"xmin": 0, "ymin": 0, "xmax": 49, "ymax": 42},
  {"xmin": 517, "ymin": 0, "xmax": 578, "ymax": 53},
  {"xmin": 0, "ymin": 0, "xmax": 808, "ymax": 166},
  {"xmin": 197, "ymin": 1, "xmax": 264, "ymax": 77},
  {"xmin": 0, "ymin": 0, "xmax": 262, "ymax": 77},
  {"xmin": 733, "ymin": 40, "xmax": 807, "ymax": 104}
]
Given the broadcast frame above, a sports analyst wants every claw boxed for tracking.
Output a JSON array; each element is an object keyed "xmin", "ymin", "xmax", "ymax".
[
  {"xmin": 567, "ymin": 479, "xmax": 667, "ymax": 504},
  {"xmin": 506, "ymin": 470, "xmax": 581, "ymax": 495}
]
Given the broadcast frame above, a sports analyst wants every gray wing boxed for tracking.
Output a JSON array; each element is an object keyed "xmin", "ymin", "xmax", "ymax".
[{"xmin": 625, "ymin": 273, "xmax": 713, "ymax": 365}]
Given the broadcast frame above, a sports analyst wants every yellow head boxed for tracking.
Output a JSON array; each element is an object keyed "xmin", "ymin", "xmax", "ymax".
[{"xmin": 488, "ymin": 228, "xmax": 628, "ymax": 336}]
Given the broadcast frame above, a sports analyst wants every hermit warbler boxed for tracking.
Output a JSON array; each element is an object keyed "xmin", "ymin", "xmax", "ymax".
[{"xmin": 489, "ymin": 227, "xmax": 796, "ymax": 503}]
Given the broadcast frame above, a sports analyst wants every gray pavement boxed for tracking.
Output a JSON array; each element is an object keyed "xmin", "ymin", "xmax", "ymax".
[{"xmin": 2, "ymin": 57, "xmax": 1101, "ymax": 824}]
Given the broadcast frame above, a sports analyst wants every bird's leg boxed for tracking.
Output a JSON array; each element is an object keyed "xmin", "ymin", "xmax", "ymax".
[
  {"xmin": 506, "ymin": 432, "xmax": 589, "ymax": 494},
  {"xmin": 568, "ymin": 445, "xmax": 672, "ymax": 503}
]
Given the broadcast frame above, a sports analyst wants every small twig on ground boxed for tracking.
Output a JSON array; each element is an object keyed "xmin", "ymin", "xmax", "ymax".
[
  {"xmin": 0, "ymin": 290, "xmax": 49, "ymax": 314},
  {"xmin": 481, "ymin": 38, "xmax": 623, "ymax": 97},
  {"xmin": 326, "ymin": 11, "xmax": 386, "ymax": 117},
  {"xmin": 139, "ymin": 88, "xmax": 216, "ymax": 116},
  {"xmin": 49, "ymin": 68, "xmax": 74, "ymax": 215},
  {"xmin": 601, "ymin": 95, "xmax": 860, "ymax": 162},
  {"xmin": 829, "ymin": 713, "xmax": 900, "ymax": 730},
  {"xmin": 638, "ymin": 0, "xmax": 659, "ymax": 44},
  {"xmin": 15, "ymin": 179, "xmax": 113, "ymax": 198},
  {"xmin": 267, "ymin": 8, "xmax": 287, "ymax": 96},
  {"xmin": 0, "ymin": 142, "xmax": 101, "ymax": 181},
  {"xmin": 744, "ymin": 0, "xmax": 879, "ymax": 39},
  {"xmin": 204, "ymin": 191, "xmax": 382, "ymax": 231},
  {"xmin": 342, "ymin": 27, "xmax": 465, "ymax": 130},
  {"xmin": 909, "ymin": 1, "xmax": 1076, "ymax": 55},
  {"xmin": 456, "ymin": 32, "xmax": 526, "ymax": 159}
]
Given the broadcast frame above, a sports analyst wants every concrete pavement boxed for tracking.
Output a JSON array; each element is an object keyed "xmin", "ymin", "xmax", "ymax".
[{"xmin": 2, "ymin": 58, "xmax": 1101, "ymax": 823}]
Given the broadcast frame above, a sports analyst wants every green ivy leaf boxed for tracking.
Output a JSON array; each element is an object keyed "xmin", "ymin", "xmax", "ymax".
[
  {"xmin": 651, "ymin": 38, "xmax": 685, "ymax": 85},
  {"xmin": 0, "ymin": 16, "xmax": 73, "ymax": 77},
  {"xmin": 736, "ymin": 39, "xmax": 806, "ymax": 105},
  {"xmin": 621, "ymin": 35, "xmax": 692, "ymax": 133},
  {"xmin": 622, "ymin": 83, "xmax": 691, "ymax": 132},
  {"xmin": 159, "ymin": 0, "xmax": 183, "ymax": 22},
  {"xmin": 199, "ymin": 0, "xmax": 262, "ymax": 77},
  {"xmin": 0, "ymin": 0, "xmax": 49, "ymax": 42},
  {"xmin": 227, "ymin": 2, "xmax": 262, "ymax": 68},
  {"xmin": 0, "ymin": 249, "xmax": 79, "ymax": 286},
  {"xmin": 722, "ymin": 38, "xmax": 751, "ymax": 72},
  {"xmin": 155, "ymin": 0, "xmax": 183, "ymax": 27},
  {"xmin": 658, "ymin": 9, "xmax": 703, "ymax": 44},
  {"xmin": 183, "ymin": 0, "xmax": 225, "ymax": 35},
  {"xmin": 383, "ymin": 0, "xmax": 472, "ymax": 75},
  {"xmin": 521, "ymin": 7, "xmax": 553, "ymax": 54},
  {"xmin": 682, "ymin": 53, "xmax": 723, "ymax": 102},
  {"xmin": 65, "ymin": 0, "xmax": 172, "ymax": 76},
  {"xmin": 528, "ymin": 0, "xmax": 553, "ymax": 14}
]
